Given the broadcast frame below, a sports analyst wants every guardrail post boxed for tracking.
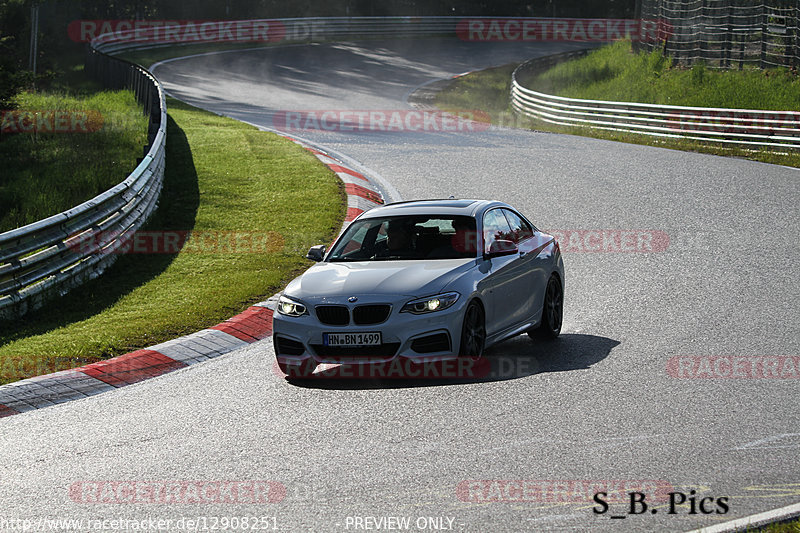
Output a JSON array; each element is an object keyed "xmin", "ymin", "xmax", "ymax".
[
  {"xmin": 699, "ymin": 0, "xmax": 708, "ymax": 66},
  {"xmin": 723, "ymin": 0, "xmax": 732, "ymax": 68},
  {"xmin": 761, "ymin": 4, "xmax": 768, "ymax": 69},
  {"xmin": 680, "ymin": 1, "xmax": 690, "ymax": 66},
  {"xmin": 792, "ymin": 4, "xmax": 800, "ymax": 69},
  {"xmin": 739, "ymin": 32, "xmax": 745, "ymax": 70}
]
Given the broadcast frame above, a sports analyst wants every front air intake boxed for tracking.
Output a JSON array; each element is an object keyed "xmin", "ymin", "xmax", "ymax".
[
  {"xmin": 353, "ymin": 304, "xmax": 391, "ymax": 325},
  {"xmin": 315, "ymin": 305, "xmax": 350, "ymax": 326},
  {"xmin": 410, "ymin": 333, "xmax": 451, "ymax": 354}
]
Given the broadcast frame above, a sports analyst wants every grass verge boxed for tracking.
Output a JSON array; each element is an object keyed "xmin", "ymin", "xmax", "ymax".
[
  {"xmin": 433, "ymin": 43, "xmax": 800, "ymax": 168},
  {"xmin": 0, "ymin": 90, "xmax": 148, "ymax": 232},
  {"xmin": 0, "ymin": 97, "xmax": 344, "ymax": 385},
  {"xmin": 755, "ymin": 517, "xmax": 800, "ymax": 532},
  {"xmin": 433, "ymin": 63, "xmax": 519, "ymax": 126},
  {"xmin": 526, "ymin": 41, "xmax": 800, "ymax": 110},
  {"xmin": 0, "ymin": 40, "xmax": 281, "ymax": 234}
]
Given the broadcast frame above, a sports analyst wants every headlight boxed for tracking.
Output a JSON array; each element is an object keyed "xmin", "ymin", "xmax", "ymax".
[
  {"xmin": 401, "ymin": 292, "xmax": 459, "ymax": 314},
  {"xmin": 277, "ymin": 295, "xmax": 308, "ymax": 317}
]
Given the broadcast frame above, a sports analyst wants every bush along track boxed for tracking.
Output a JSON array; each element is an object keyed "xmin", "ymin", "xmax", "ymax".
[{"xmin": 0, "ymin": 128, "xmax": 386, "ymax": 417}]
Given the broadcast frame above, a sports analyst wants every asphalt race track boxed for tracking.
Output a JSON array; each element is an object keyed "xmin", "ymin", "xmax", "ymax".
[{"xmin": 1, "ymin": 38, "xmax": 798, "ymax": 532}]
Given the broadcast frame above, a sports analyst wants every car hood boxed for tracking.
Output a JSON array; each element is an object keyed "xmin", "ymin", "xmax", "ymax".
[{"xmin": 285, "ymin": 259, "xmax": 475, "ymax": 301}]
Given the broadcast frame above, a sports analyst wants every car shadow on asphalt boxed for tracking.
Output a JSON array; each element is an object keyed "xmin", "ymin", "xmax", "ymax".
[{"xmin": 285, "ymin": 333, "xmax": 619, "ymax": 390}]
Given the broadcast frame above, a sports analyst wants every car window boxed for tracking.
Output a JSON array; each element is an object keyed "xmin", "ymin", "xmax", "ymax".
[
  {"xmin": 501, "ymin": 209, "xmax": 535, "ymax": 243},
  {"xmin": 482, "ymin": 209, "xmax": 513, "ymax": 253},
  {"xmin": 374, "ymin": 221, "xmax": 388, "ymax": 245},
  {"xmin": 333, "ymin": 219, "xmax": 383, "ymax": 259},
  {"xmin": 328, "ymin": 215, "xmax": 477, "ymax": 261},
  {"xmin": 340, "ymin": 223, "xmax": 371, "ymax": 254}
]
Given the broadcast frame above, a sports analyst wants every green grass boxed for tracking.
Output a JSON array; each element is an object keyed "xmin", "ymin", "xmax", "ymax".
[
  {"xmin": 0, "ymin": 90, "xmax": 148, "ymax": 232},
  {"xmin": 433, "ymin": 44, "xmax": 800, "ymax": 168},
  {"xmin": 526, "ymin": 40, "xmax": 800, "ymax": 110},
  {"xmin": 0, "ymin": 97, "xmax": 344, "ymax": 384},
  {"xmin": 0, "ymin": 41, "xmax": 279, "ymax": 236},
  {"xmin": 434, "ymin": 63, "xmax": 518, "ymax": 125},
  {"xmin": 755, "ymin": 517, "xmax": 800, "ymax": 532}
]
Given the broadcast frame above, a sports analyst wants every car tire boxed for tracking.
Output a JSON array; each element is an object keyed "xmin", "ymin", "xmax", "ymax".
[
  {"xmin": 530, "ymin": 274, "xmax": 563, "ymax": 340},
  {"xmin": 459, "ymin": 301, "xmax": 486, "ymax": 357},
  {"xmin": 278, "ymin": 359, "xmax": 316, "ymax": 378}
]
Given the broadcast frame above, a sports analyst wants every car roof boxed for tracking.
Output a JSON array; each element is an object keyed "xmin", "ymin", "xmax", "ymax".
[{"xmin": 360, "ymin": 199, "xmax": 508, "ymax": 218}]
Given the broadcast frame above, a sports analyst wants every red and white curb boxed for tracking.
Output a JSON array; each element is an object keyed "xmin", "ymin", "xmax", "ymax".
[
  {"xmin": 0, "ymin": 138, "xmax": 386, "ymax": 418},
  {"xmin": 279, "ymin": 138, "xmax": 385, "ymax": 229}
]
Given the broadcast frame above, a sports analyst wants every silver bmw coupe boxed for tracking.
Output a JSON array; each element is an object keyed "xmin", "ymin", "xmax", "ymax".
[{"xmin": 272, "ymin": 199, "xmax": 564, "ymax": 377}]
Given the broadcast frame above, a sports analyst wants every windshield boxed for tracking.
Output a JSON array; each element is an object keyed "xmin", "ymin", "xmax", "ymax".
[{"xmin": 328, "ymin": 215, "xmax": 478, "ymax": 261}]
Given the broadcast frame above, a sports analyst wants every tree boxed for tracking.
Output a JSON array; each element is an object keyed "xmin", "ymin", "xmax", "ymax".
[{"xmin": 0, "ymin": 0, "xmax": 32, "ymax": 108}]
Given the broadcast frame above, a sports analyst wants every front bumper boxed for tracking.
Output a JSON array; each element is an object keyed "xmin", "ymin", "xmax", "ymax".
[{"xmin": 273, "ymin": 296, "xmax": 467, "ymax": 366}]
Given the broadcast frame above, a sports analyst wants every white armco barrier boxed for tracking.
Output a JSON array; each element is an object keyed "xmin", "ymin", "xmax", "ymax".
[
  {"xmin": 0, "ymin": 44, "xmax": 167, "ymax": 318},
  {"xmin": 511, "ymin": 51, "xmax": 800, "ymax": 150}
]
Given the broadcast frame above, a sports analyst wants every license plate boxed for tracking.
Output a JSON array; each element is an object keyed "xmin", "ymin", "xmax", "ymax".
[{"xmin": 323, "ymin": 332, "xmax": 382, "ymax": 347}]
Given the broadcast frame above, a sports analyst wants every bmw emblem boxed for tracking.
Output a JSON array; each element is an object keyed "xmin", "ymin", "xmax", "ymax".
[{"xmin": 348, "ymin": 296, "xmax": 358, "ymax": 303}]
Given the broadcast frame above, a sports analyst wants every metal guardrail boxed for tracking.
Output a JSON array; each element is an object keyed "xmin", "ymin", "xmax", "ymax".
[
  {"xmin": 1, "ymin": 16, "xmax": 459, "ymax": 319},
  {"xmin": 90, "ymin": 16, "xmax": 460, "ymax": 55},
  {"xmin": 0, "ymin": 39, "xmax": 167, "ymax": 319},
  {"xmin": 511, "ymin": 50, "xmax": 800, "ymax": 150}
]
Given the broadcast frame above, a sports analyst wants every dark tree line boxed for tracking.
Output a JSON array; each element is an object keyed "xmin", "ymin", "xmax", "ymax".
[
  {"xmin": 1, "ymin": 1, "xmax": 33, "ymax": 107},
  {"xmin": 65, "ymin": 0, "xmax": 634, "ymax": 18}
]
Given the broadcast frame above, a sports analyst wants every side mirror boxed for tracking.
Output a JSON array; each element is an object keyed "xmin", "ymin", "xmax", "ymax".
[
  {"xmin": 485, "ymin": 239, "xmax": 518, "ymax": 258},
  {"xmin": 306, "ymin": 244, "xmax": 326, "ymax": 262}
]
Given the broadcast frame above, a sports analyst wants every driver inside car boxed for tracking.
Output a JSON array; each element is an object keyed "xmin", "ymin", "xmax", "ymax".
[{"xmin": 374, "ymin": 220, "xmax": 417, "ymax": 258}]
